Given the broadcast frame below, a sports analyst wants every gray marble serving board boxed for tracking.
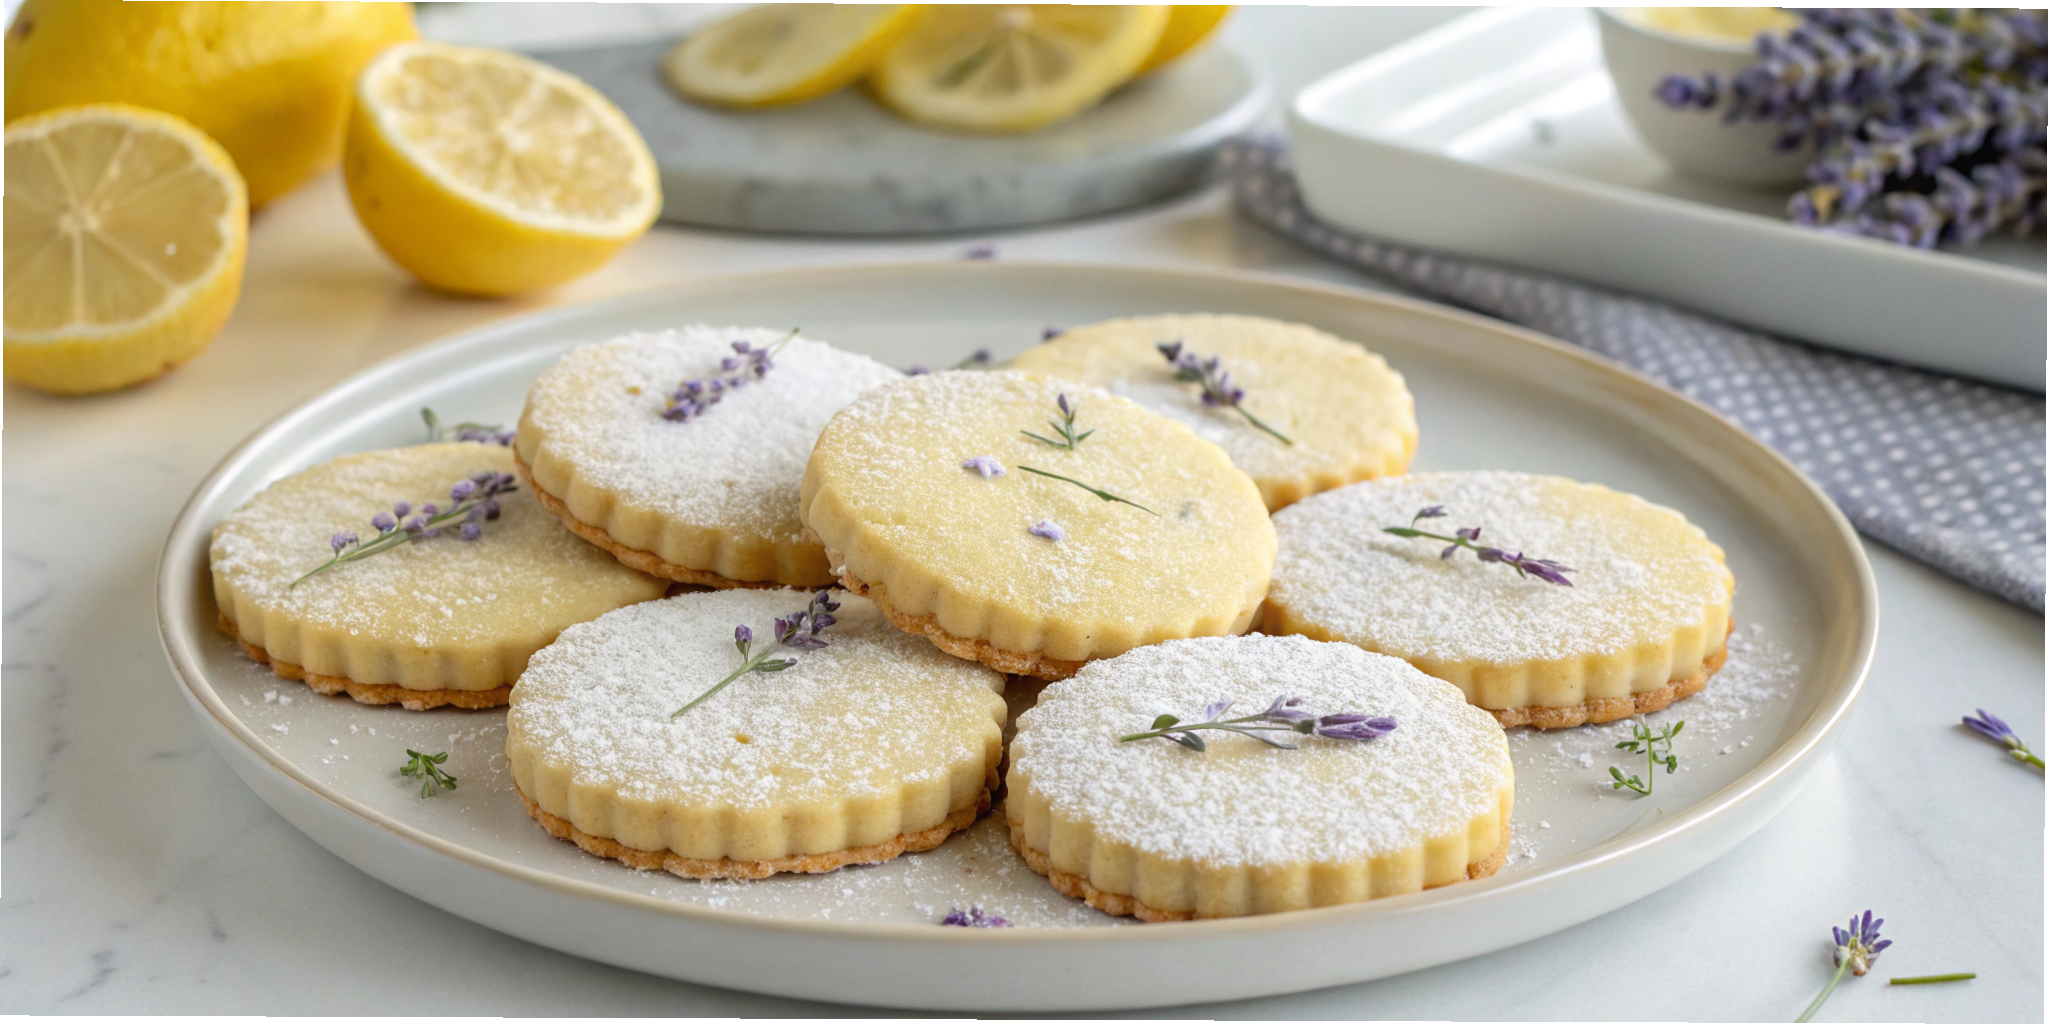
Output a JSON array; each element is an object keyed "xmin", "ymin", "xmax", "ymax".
[{"xmin": 533, "ymin": 38, "xmax": 1267, "ymax": 235}]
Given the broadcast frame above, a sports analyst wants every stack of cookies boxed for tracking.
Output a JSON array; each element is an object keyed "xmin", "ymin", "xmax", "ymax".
[{"xmin": 211, "ymin": 313, "xmax": 1733, "ymax": 921}]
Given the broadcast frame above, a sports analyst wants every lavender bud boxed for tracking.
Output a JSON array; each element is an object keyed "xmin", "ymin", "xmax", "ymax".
[
  {"xmin": 1043, "ymin": 327, "xmax": 1064, "ymax": 340},
  {"xmin": 1416, "ymin": 506, "xmax": 1447, "ymax": 519},
  {"xmin": 1029, "ymin": 519, "xmax": 1066, "ymax": 542},
  {"xmin": 907, "ymin": 365, "xmax": 930, "ymax": 376},
  {"xmin": 467, "ymin": 505, "xmax": 488, "ymax": 523},
  {"xmin": 370, "ymin": 513, "xmax": 396, "ymax": 532},
  {"xmin": 735, "ymin": 624, "xmax": 753, "ymax": 645},
  {"xmin": 330, "ymin": 532, "xmax": 357, "ymax": 552},
  {"xmin": 962, "ymin": 455, "xmax": 1006, "ymax": 479},
  {"xmin": 392, "ymin": 501, "xmax": 412, "ymax": 518},
  {"xmin": 1203, "ymin": 698, "xmax": 1234, "ymax": 721},
  {"xmin": 450, "ymin": 479, "xmax": 476, "ymax": 501},
  {"xmin": 483, "ymin": 500, "xmax": 501, "ymax": 520},
  {"xmin": 1441, "ymin": 545, "xmax": 1459, "ymax": 560},
  {"xmin": 1456, "ymin": 526, "xmax": 1481, "ymax": 541},
  {"xmin": 460, "ymin": 522, "xmax": 481, "ymax": 541},
  {"xmin": 420, "ymin": 503, "xmax": 440, "ymax": 517},
  {"xmin": 1056, "ymin": 393, "xmax": 1072, "ymax": 417}
]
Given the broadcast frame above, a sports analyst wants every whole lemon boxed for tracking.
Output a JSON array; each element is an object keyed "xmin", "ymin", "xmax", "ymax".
[{"xmin": 5, "ymin": 0, "xmax": 416, "ymax": 207}]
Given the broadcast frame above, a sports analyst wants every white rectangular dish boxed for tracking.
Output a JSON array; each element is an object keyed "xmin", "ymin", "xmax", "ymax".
[
  {"xmin": 157, "ymin": 262, "xmax": 1876, "ymax": 1010},
  {"xmin": 1288, "ymin": 6, "xmax": 2046, "ymax": 392}
]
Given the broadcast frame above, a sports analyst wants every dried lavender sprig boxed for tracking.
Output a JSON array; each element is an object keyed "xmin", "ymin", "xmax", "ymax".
[
  {"xmin": 908, "ymin": 349, "xmax": 996, "ymax": 375},
  {"xmin": 1021, "ymin": 392, "xmax": 1094, "ymax": 450},
  {"xmin": 1016, "ymin": 465, "xmax": 1158, "ymax": 516},
  {"xmin": 1610, "ymin": 719, "xmax": 1684, "ymax": 795},
  {"xmin": 1962, "ymin": 709, "xmax": 2046, "ymax": 769},
  {"xmin": 1155, "ymin": 341, "xmax": 1293, "ymax": 445},
  {"xmin": 940, "ymin": 906, "xmax": 1012, "ymax": 928},
  {"xmin": 1796, "ymin": 910, "xmax": 1892, "ymax": 1023},
  {"xmin": 664, "ymin": 329, "xmax": 800, "ymax": 422},
  {"xmin": 399, "ymin": 749, "xmax": 457, "ymax": 797},
  {"xmin": 421, "ymin": 407, "xmax": 514, "ymax": 446},
  {"xmin": 292, "ymin": 471, "xmax": 518, "ymax": 587},
  {"xmin": 1120, "ymin": 696, "xmax": 1396, "ymax": 751},
  {"xmin": 1382, "ymin": 506, "xmax": 1574, "ymax": 585},
  {"xmin": 671, "ymin": 590, "xmax": 841, "ymax": 718}
]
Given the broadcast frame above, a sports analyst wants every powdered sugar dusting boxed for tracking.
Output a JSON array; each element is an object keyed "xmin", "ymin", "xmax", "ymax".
[
  {"xmin": 521, "ymin": 326, "xmax": 901, "ymax": 545},
  {"xmin": 509, "ymin": 590, "xmax": 1005, "ymax": 808},
  {"xmin": 1270, "ymin": 471, "xmax": 1731, "ymax": 663},
  {"xmin": 1010, "ymin": 635, "xmax": 1511, "ymax": 866}
]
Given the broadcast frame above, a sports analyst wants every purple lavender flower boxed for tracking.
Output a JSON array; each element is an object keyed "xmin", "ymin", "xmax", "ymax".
[
  {"xmin": 1798, "ymin": 910, "xmax": 1893, "ymax": 1022},
  {"xmin": 1120, "ymin": 695, "xmax": 1396, "ymax": 752},
  {"xmin": 294, "ymin": 471, "xmax": 519, "ymax": 587},
  {"xmin": 1029, "ymin": 519, "xmax": 1066, "ymax": 542},
  {"xmin": 1021, "ymin": 393, "xmax": 1093, "ymax": 450},
  {"xmin": 940, "ymin": 906, "xmax": 1011, "ymax": 927},
  {"xmin": 1385, "ymin": 507, "xmax": 1575, "ymax": 586},
  {"xmin": 962, "ymin": 455, "xmax": 1006, "ymax": 479},
  {"xmin": 1042, "ymin": 326, "xmax": 1064, "ymax": 340},
  {"xmin": 962, "ymin": 244, "xmax": 997, "ymax": 260},
  {"xmin": 665, "ymin": 331, "xmax": 799, "ymax": 423},
  {"xmin": 673, "ymin": 590, "xmax": 843, "ymax": 717},
  {"xmin": 1155, "ymin": 341, "xmax": 1293, "ymax": 444},
  {"xmin": 1962, "ymin": 709, "xmax": 2045, "ymax": 768}
]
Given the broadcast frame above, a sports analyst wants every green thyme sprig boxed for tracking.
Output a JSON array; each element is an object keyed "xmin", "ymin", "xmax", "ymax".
[
  {"xmin": 1017, "ymin": 465, "xmax": 1158, "ymax": 516},
  {"xmin": 400, "ymin": 749, "xmax": 457, "ymax": 797},
  {"xmin": 1022, "ymin": 392, "xmax": 1094, "ymax": 451},
  {"xmin": 1610, "ymin": 719, "xmax": 1684, "ymax": 795}
]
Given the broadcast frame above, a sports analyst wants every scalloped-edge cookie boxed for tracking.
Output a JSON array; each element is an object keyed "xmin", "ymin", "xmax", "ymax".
[
  {"xmin": 800, "ymin": 370, "xmax": 1275, "ymax": 680},
  {"xmin": 1011, "ymin": 314, "xmax": 1417, "ymax": 510},
  {"xmin": 210, "ymin": 443, "xmax": 667, "ymax": 709},
  {"xmin": 1006, "ymin": 634, "xmax": 1514, "ymax": 921},
  {"xmin": 1263, "ymin": 471, "xmax": 1736, "ymax": 728},
  {"xmin": 515, "ymin": 326, "xmax": 902, "ymax": 588},
  {"xmin": 506, "ymin": 589, "xmax": 1007, "ymax": 878}
]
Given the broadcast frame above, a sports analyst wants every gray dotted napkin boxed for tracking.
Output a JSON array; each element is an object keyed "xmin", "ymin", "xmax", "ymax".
[{"xmin": 1226, "ymin": 137, "xmax": 2045, "ymax": 611}]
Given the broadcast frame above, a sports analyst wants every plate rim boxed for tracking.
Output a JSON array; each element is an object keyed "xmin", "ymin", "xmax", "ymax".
[{"xmin": 155, "ymin": 259, "xmax": 1879, "ymax": 949}]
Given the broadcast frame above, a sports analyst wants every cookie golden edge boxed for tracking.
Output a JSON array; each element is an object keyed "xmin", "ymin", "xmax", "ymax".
[
  {"xmin": 519, "ymin": 784, "xmax": 993, "ymax": 881},
  {"xmin": 1005, "ymin": 790, "xmax": 1514, "ymax": 922},
  {"xmin": 836, "ymin": 570, "xmax": 1091, "ymax": 680},
  {"xmin": 513, "ymin": 427, "xmax": 836, "ymax": 589},
  {"xmin": 220, "ymin": 612, "xmax": 511, "ymax": 710}
]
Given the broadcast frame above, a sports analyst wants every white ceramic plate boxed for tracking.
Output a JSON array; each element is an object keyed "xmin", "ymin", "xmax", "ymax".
[
  {"xmin": 157, "ymin": 263, "xmax": 1876, "ymax": 1011},
  {"xmin": 1288, "ymin": 7, "xmax": 2046, "ymax": 391}
]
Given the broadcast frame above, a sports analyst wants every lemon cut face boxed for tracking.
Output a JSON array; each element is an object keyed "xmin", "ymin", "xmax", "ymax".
[
  {"xmin": 665, "ymin": 4, "xmax": 920, "ymax": 107},
  {"xmin": 872, "ymin": 5, "xmax": 1169, "ymax": 132},
  {"xmin": 346, "ymin": 41, "xmax": 660, "ymax": 295},
  {"xmin": 4, "ymin": 104, "xmax": 247, "ymax": 394}
]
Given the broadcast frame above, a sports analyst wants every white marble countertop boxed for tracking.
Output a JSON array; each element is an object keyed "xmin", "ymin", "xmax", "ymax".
[{"xmin": 3, "ymin": 5, "xmax": 2040, "ymax": 1019}]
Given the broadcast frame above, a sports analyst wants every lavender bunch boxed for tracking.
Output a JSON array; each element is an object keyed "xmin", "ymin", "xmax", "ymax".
[
  {"xmin": 293, "ymin": 471, "xmax": 518, "ymax": 587},
  {"xmin": 939, "ymin": 906, "xmax": 1012, "ymax": 928},
  {"xmin": 1382, "ymin": 507, "xmax": 1574, "ymax": 586},
  {"xmin": 1022, "ymin": 392, "xmax": 1094, "ymax": 450},
  {"xmin": 1962, "ymin": 708, "xmax": 2045, "ymax": 768},
  {"xmin": 1795, "ymin": 910, "xmax": 1893, "ymax": 1022},
  {"xmin": 421, "ymin": 407, "xmax": 514, "ymax": 446},
  {"xmin": 1119, "ymin": 696, "xmax": 1396, "ymax": 752},
  {"xmin": 1655, "ymin": 9, "xmax": 2048, "ymax": 248},
  {"xmin": 1155, "ymin": 341, "xmax": 1293, "ymax": 445},
  {"xmin": 664, "ymin": 329, "xmax": 798, "ymax": 422},
  {"xmin": 671, "ymin": 590, "xmax": 841, "ymax": 718}
]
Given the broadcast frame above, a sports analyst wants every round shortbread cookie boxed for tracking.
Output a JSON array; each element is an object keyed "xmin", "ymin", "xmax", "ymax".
[
  {"xmin": 515, "ymin": 326, "xmax": 902, "ymax": 588},
  {"xmin": 210, "ymin": 443, "xmax": 667, "ymax": 708},
  {"xmin": 1011, "ymin": 314, "xmax": 1417, "ymax": 510},
  {"xmin": 799, "ymin": 370, "xmax": 1276, "ymax": 679},
  {"xmin": 506, "ymin": 589, "xmax": 1008, "ymax": 878},
  {"xmin": 1263, "ymin": 471, "xmax": 1735, "ymax": 728},
  {"xmin": 1006, "ymin": 634, "xmax": 1514, "ymax": 921}
]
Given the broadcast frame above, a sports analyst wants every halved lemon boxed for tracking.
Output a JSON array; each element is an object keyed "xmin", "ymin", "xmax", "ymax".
[
  {"xmin": 4, "ymin": 104, "xmax": 248, "ymax": 395},
  {"xmin": 344, "ymin": 41, "xmax": 661, "ymax": 296},
  {"xmin": 665, "ymin": 4, "xmax": 922, "ymax": 107},
  {"xmin": 871, "ymin": 5, "xmax": 1169, "ymax": 133},
  {"xmin": 1138, "ymin": 5, "xmax": 1230, "ymax": 73}
]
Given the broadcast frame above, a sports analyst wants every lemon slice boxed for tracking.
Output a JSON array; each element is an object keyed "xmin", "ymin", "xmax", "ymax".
[
  {"xmin": 345, "ymin": 41, "xmax": 661, "ymax": 296},
  {"xmin": 1137, "ymin": 5, "xmax": 1230, "ymax": 73},
  {"xmin": 4, "ymin": 104, "xmax": 248, "ymax": 395},
  {"xmin": 871, "ymin": 5, "xmax": 1169, "ymax": 132},
  {"xmin": 664, "ymin": 4, "xmax": 921, "ymax": 107}
]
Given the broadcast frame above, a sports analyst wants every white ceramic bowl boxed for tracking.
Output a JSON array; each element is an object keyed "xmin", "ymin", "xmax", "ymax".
[{"xmin": 1595, "ymin": 7, "xmax": 1812, "ymax": 186}]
